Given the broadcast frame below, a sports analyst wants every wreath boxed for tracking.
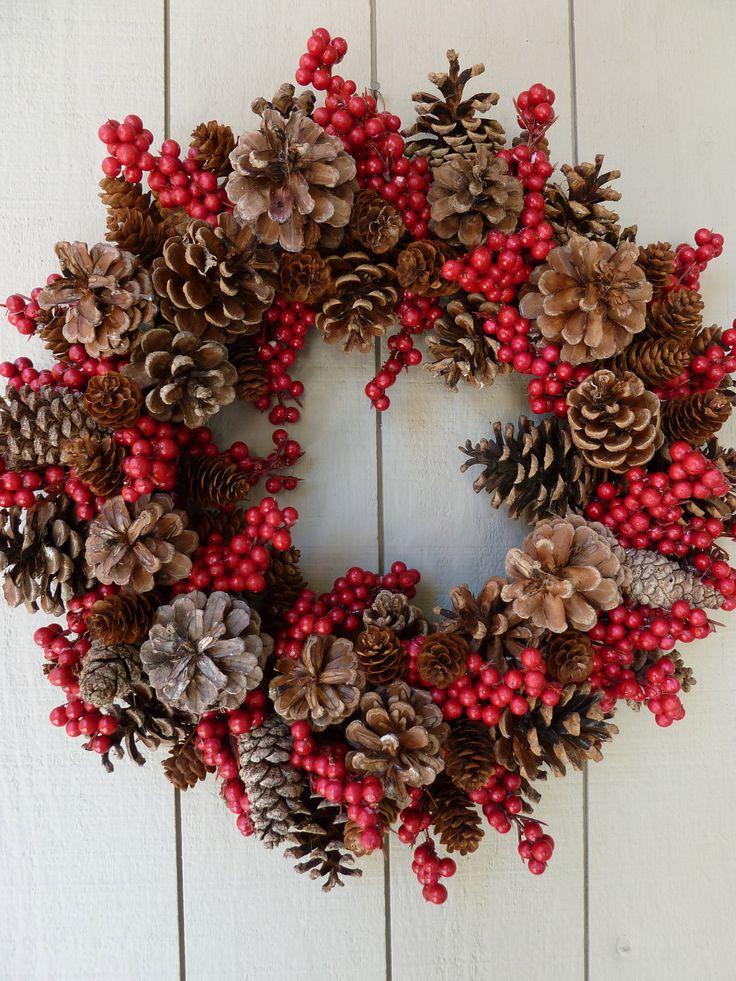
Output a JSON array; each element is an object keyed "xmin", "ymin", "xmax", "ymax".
[{"xmin": 2, "ymin": 27, "xmax": 735, "ymax": 905}]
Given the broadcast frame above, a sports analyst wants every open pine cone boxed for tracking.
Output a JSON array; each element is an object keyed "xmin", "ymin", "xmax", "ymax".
[
  {"xmin": 426, "ymin": 294, "xmax": 510, "ymax": 390},
  {"xmin": 278, "ymin": 250, "xmax": 332, "ymax": 304},
  {"xmin": 349, "ymin": 189, "xmax": 404, "ymax": 254},
  {"xmin": 363, "ymin": 590, "xmax": 426, "ymax": 637},
  {"xmin": 316, "ymin": 251, "xmax": 398, "ymax": 353},
  {"xmin": 396, "ymin": 240, "xmax": 457, "ymax": 297}
]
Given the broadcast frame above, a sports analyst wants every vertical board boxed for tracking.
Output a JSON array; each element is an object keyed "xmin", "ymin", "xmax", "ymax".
[
  {"xmin": 376, "ymin": 2, "xmax": 585, "ymax": 978},
  {"xmin": 168, "ymin": 4, "xmax": 387, "ymax": 979},
  {"xmin": 574, "ymin": 1, "xmax": 736, "ymax": 979},
  {"xmin": 0, "ymin": 3, "xmax": 180, "ymax": 980}
]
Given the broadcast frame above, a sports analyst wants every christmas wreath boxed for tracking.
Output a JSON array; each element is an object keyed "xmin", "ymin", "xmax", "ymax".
[{"xmin": 2, "ymin": 28, "xmax": 735, "ymax": 905}]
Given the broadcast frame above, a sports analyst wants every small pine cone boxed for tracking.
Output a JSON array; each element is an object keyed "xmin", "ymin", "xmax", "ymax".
[
  {"xmin": 543, "ymin": 155, "xmax": 630, "ymax": 246},
  {"xmin": 610, "ymin": 337, "xmax": 691, "ymax": 387},
  {"xmin": 163, "ymin": 741, "xmax": 208, "ymax": 790},
  {"xmin": 444, "ymin": 720, "xmax": 495, "ymax": 792},
  {"xmin": 99, "ymin": 177, "xmax": 149, "ymax": 211},
  {"xmin": 285, "ymin": 796, "xmax": 361, "ymax": 891},
  {"xmin": 543, "ymin": 631, "xmax": 594, "ymax": 684},
  {"xmin": 83, "ymin": 372, "xmax": 142, "ymax": 428},
  {"xmin": 426, "ymin": 294, "xmax": 509, "ymax": 390},
  {"xmin": 671, "ymin": 650, "xmax": 696, "ymax": 693},
  {"xmin": 177, "ymin": 453, "xmax": 250, "ymax": 509},
  {"xmin": 62, "ymin": 435, "xmax": 125, "ymax": 497},
  {"xmin": 663, "ymin": 390, "xmax": 732, "ymax": 445},
  {"xmin": 637, "ymin": 242, "xmax": 675, "ymax": 297},
  {"xmin": 227, "ymin": 338, "xmax": 269, "ymax": 403},
  {"xmin": 355, "ymin": 626, "xmax": 407, "ymax": 684},
  {"xmin": 87, "ymin": 591, "xmax": 162, "ymax": 646},
  {"xmin": 363, "ymin": 589, "xmax": 427, "ymax": 637},
  {"xmin": 278, "ymin": 250, "xmax": 332, "ymax": 304},
  {"xmin": 692, "ymin": 325, "xmax": 724, "ymax": 356},
  {"xmin": 647, "ymin": 289, "xmax": 703, "ymax": 339},
  {"xmin": 417, "ymin": 632, "xmax": 468, "ymax": 688},
  {"xmin": 624, "ymin": 549, "xmax": 721, "ymax": 609},
  {"xmin": 396, "ymin": 240, "xmax": 457, "ymax": 297},
  {"xmin": 251, "ymin": 83, "xmax": 316, "ymax": 120},
  {"xmin": 102, "ymin": 681, "xmax": 192, "ymax": 771},
  {"xmin": 344, "ymin": 798, "xmax": 399, "ymax": 856},
  {"xmin": 38, "ymin": 313, "xmax": 72, "ymax": 359},
  {"xmin": 317, "ymin": 251, "xmax": 398, "ymax": 353},
  {"xmin": 429, "ymin": 774, "xmax": 483, "ymax": 855},
  {"xmin": 78, "ymin": 642, "xmax": 141, "ymax": 709},
  {"xmin": 263, "ymin": 547, "xmax": 307, "ymax": 632},
  {"xmin": 191, "ymin": 508, "xmax": 248, "ymax": 542},
  {"xmin": 105, "ymin": 206, "xmax": 172, "ymax": 265},
  {"xmin": 190, "ymin": 121, "xmax": 235, "ymax": 177},
  {"xmin": 349, "ymin": 189, "xmax": 404, "ymax": 255}
]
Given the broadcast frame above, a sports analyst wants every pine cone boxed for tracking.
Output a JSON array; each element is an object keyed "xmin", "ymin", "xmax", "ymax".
[
  {"xmin": 251, "ymin": 83, "xmax": 316, "ymax": 120},
  {"xmin": 444, "ymin": 720, "xmax": 495, "ymax": 792},
  {"xmin": 99, "ymin": 176, "xmax": 150, "ymax": 211},
  {"xmin": 78, "ymin": 642, "xmax": 141, "ymax": 708},
  {"xmin": 226, "ymin": 337, "xmax": 269, "ymax": 403},
  {"xmin": 691, "ymin": 325, "xmax": 725, "ymax": 357},
  {"xmin": 647, "ymin": 289, "xmax": 703, "ymax": 339},
  {"xmin": 502, "ymin": 514, "xmax": 630, "ymax": 633},
  {"xmin": 278, "ymin": 250, "xmax": 332, "ymax": 304},
  {"xmin": 190, "ymin": 508, "xmax": 248, "ymax": 542},
  {"xmin": 345, "ymin": 681, "xmax": 448, "ymax": 805},
  {"xmin": 624, "ymin": 549, "xmax": 721, "ymax": 609},
  {"xmin": 62, "ymin": 435, "xmax": 125, "ymax": 497},
  {"xmin": 0, "ymin": 384, "xmax": 99, "ymax": 469},
  {"xmin": 105, "ymin": 205, "xmax": 176, "ymax": 266},
  {"xmin": 227, "ymin": 109, "xmax": 356, "ymax": 252},
  {"xmin": 680, "ymin": 439, "xmax": 736, "ymax": 527},
  {"xmin": 609, "ymin": 337, "xmax": 691, "ymax": 386},
  {"xmin": 417, "ymin": 632, "xmax": 468, "ymax": 688},
  {"xmin": 567, "ymin": 369, "xmax": 663, "ymax": 472},
  {"xmin": 152, "ymin": 214, "xmax": 276, "ymax": 341},
  {"xmin": 520, "ymin": 236, "xmax": 651, "ymax": 364},
  {"xmin": 262, "ymin": 547, "xmax": 307, "ymax": 633},
  {"xmin": 176, "ymin": 453, "xmax": 249, "ymax": 508},
  {"xmin": 87, "ymin": 591, "xmax": 161, "ymax": 646},
  {"xmin": 396, "ymin": 240, "xmax": 457, "ymax": 297},
  {"xmin": 459, "ymin": 415, "xmax": 597, "ymax": 522},
  {"xmin": 543, "ymin": 631, "xmax": 594, "ymax": 684},
  {"xmin": 637, "ymin": 242, "xmax": 676, "ymax": 297},
  {"xmin": 122, "ymin": 327, "xmax": 237, "ymax": 428},
  {"xmin": 349, "ymin": 189, "xmax": 404, "ymax": 254},
  {"xmin": 405, "ymin": 49, "xmax": 505, "ymax": 166},
  {"xmin": 428, "ymin": 774, "xmax": 484, "ymax": 855},
  {"xmin": 428, "ymin": 146, "xmax": 523, "ymax": 248},
  {"xmin": 83, "ymin": 371, "xmax": 142, "ymax": 428},
  {"xmin": 363, "ymin": 590, "xmax": 426, "ymax": 637},
  {"xmin": 86, "ymin": 494, "xmax": 197, "ymax": 592},
  {"xmin": 237, "ymin": 715, "xmax": 307, "ymax": 848},
  {"xmin": 38, "ymin": 312, "xmax": 73, "ymax": 359},
  {"xmin": 344, "ymin": 798, "xmax": 399, "ymax": 856},
  {"xmin": 163, "ymin": 740, "xmax": 208, "ymax": 790},
  {"xmin": 0, "ymin": 495, "xmax": 91, "ymax": 615},
  {"xmin": 190, "ymin": 120, "xmax": 235, "ymax": 177},
  {"xmin": 270, "ymin": 634, "xmax": 364, "ymax": 731},
  {"xmin": 317, "ymin": 251, "xmax": 398, "ymax": 353},
  {"xmin": 544, "ymin": 156, "xmax": 634, "ymax": 246},
  {"xmin": 663, "ymin": 390, "xmax": 732, "ymax": 445},
  {"xmin": 493, "ymin": 683, "xmax": 617, "ymax": 779},
  {"xmin": 426, "ymin": 294, "xmax": 509, "ymax": 390},
  {"xmin": 37, "ymin": 242, "xmax": 154, "ymax": 358},
  {"xmin": 285, "ymin": 795, "xmax": 361, "ymax": 891},
  {"xmin": 102, "ymin": 681, "xmax": 191, "ymax": 771},
  {"xmin": 354, "ymin": 626, "xmax": 407, "ymax": 684},
  {"xmin": 141, "ymin": 590, "xmax": 269, "ymax": 715}
]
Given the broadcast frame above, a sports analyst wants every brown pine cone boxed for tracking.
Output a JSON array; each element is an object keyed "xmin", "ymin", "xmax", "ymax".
[
  {"xmin": 363, "ymin": 589, "xmax": 427, "ymax": 637},
  {"xmin": 227, "ymin": 338, "xmax": 269, "ymax": 403},
  {"xmin": 349, "ymin": 189, "xmax": 404, "ymax": 255},
  {"xmin": 444, "ymin": 720, "xmax": 495, "ymax": 792},
  {"xmin": 317, "ymin": 251, "xmax": 398, "ymax": 353},
  {"xmin": 191, "ymin": 508, "xmax": 248, "ymax": 542},
  {"xmin": 278, "ymin": 250, "xmax": 332, "ymax": 304},
  {"xmin": 99, "ymin": 177, "xmax": 149, "ymax": 211},
  {"xmin": 637, "ymin": 242, "xmax": 675, "ymax": 297},
  {"xmin": 177, "ymin": 453, "xmax": 250, "ymax": 509},
  {"xmin": 355, "ymin": 626, "xmax": 407, "ymax": 684},
  {"xmin": 624, "ymin": 548, "xmax": 721, "ymax": 609},
  {"xmin": 567, "ymin": 369, "xmax": 663, "ymax": 473},
  {"xmin": 426, "ymin": 294, "xmax": 510, "ymax": 390},
  {"xmin": 251, "ymin": 83, "xmax": 316, "ymax": 120},
  {"xmin": 163, "ymin": 741, "xmax": 209, "ymax": 790},
  {"xmin": 418, "ymin": 632, "xmax": 468, "ymax": 688},
  {"xmin": 87, "ymin": 591, "xmax": 162, "ymax": 646},
  {"xmin": 396, "ymin": 240, "xmax": 457, "ymax": 297},
  {"xmin": 190, "ymin": 121, "xmax": 235, "ymax": 176},
  {"xmin": 0, "ymin": 384, "xmax": 99, "ymax": 469},
  {"xmin": 663, "ymin": 390, "xmax": 732, "ymax": 445},
  {"xmin": 263, "ymin": 547, "xmax": 307, "ymax": 632},
  {"xmin": 344, "ymin": 799, "xmax": 400, "ymax": 857},
  {"xmin": 692, "ymin": 325, "xmax": 725, "ymax": 356},
  {"xmin": 428, "ymin": 774, "xmax": 483, "ymax": 855},
  {"xmin": 62, "ymin": 435, "xmax": 125, "ymax": 497},
  {"xmin": 78, "ymin": 642, "xmax": 141, "ymax": 709},
  {"xmin": 610, "ymin": 336, "xmax": 691, "ymax": 386},
  {"xmin": 83, "ymin": 371, "xmax": 142, "ymax": 427},
  {"xmin": 544, "ymin": 155, "xmax": 632, "ymax": 246},
  {"xmin": 105, "ymin": 205, "xmax": 173, "ymax": 266},
  {"xmin": 543, "ymin": 631, "xmax": 595, "ymax": 684},
  {"xmin": 647, "ymin": 289, "xmax": 703, "ymax": 339}
]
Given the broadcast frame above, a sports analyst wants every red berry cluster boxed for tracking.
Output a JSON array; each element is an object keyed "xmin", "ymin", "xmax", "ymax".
[
  {"xmin": 411, "ymin": 839, "xmax": 456, "ymax": 905},
  {"xmin": 225, "ymin": 434, "xmax": 301, "ymax": 496},
  {"xmin": 98, "ymin": 114, "xmax": 155, "ymax": 183},
  {"xmin": 0, "ymin": 356, "xmax": 53, "ymax": 391},
  {"xmin": 516, "ymin": 819, "xmax": 555, "ymax": 875},
  {"xmin": 357, "ymin": 153, "xmax": 431, "ymax": 240},
  {"xmin": 469, "ymin": 765, "xmax": 526, "ymax": 827},
  {"xmin": 671, "ymin": 228, "xmax": 724, "ymax": 291},
  {"xmin": 513, "ymin": 83, "xmax": 557, "ymax": 145},
  {"xmin": 3, "ymin": 289, "xmax": 45, "ymax": 337},
  {"xmin": 295, "ymin": 27, "xmax": 348, "ymax": 91},
  {"xmin": 655, "ymin": 324, "xmax": 736, "ymax": 401},
  {"xmin": 114, "ymin": 416, "xmax": 201, "ymax": 501},
  {"xmin": 365, "ymin": 292, "xmax": 442, "ymax": 411},
  {"xmin": 254, "ymin": 298, "xmax": 314, "ymax": 424}
]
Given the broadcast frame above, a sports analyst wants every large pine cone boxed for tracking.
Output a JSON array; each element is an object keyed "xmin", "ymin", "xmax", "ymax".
[
  {"xmin": 38, "ymin": 241, "xmax": 154, "ymax": 358},
  {"xmin": 122, "ymin": 327, "xmax": 237, "ymax": 428},
  {"xmin": 543, "ymin": 631, "xmax": 594, "ymax": 684},
  {"xmin": 316, "ymin": 251, "xmax": 398, "ymax": 353},
  {"xmin": 429, "ymin": 774, "xmax": 484, "ymax": 855},
  {"xmin": 624, "ymin": 549, "xmax": 721, "ymax": 609},
  {"xmin": 62, "ymin": 435, "xmax": 125, "ymax": 497},
  {"xmin": 87, "ymin": 591, "xmax": 161, "ymax": 646},
  {"xmin": 396, "ymin": 240, "xmax": 457, "ymax": 297},
  {"xmin": 428, "ymin": 145, "xmax": 522, "ymax": 247},
  {"xmin": 226, "ymin": 109, "xmax": 356, "ymax": 252},
  {"xmin": 141, "ymin": 590, "xmax": 270, "ymax": 716},
  {"xmin": 86, "ymin": 494, "xmax": 197, "ymax": 592},
  {"xmin": 405, "ymin": 49, "xmax": 505, "ymax": 166},
  {"xmin": 444, "ymin": 720, "xmax": 495, "ymax": 792},
  {"xmin": 502, "ymin": 514, "xmax": 630, "ymax": 633},
  {"xmin": 355, "ymin": 626, "xmax": 407, "ymax": 685},
  {"xmin": 0, "ymin": 384, "xmax": 99, "ymax": 469},
  {"xmin": 278, "ymin": 250, "xmax": 332, "ymax": 304},
  {"xmin": 543, "ymin": 156, "xmax": 632, "ymax": 246},
  {"xmin": 349, "ymin": 189, "xmax": 404, "ymax": 255},
  {"xmin": 567, "ymin": 369, "xmax": 663, "ymax": 473},
  {"xmin": 520, "ymin": 235, "xmax": 651, "ymax": 364},
  {"xmin": 663, "ymin": 390, "xmax": 732, "ymax": 445},
  {"xmin": 78, "ymin": 642, "xmax": 141, "ymax": 709},
  {"xmin": 83, "ymin": 372, "xmax": 142, "ymax": 428},
  {"xmin": 270, "ymin": 634, "xmax": 364, "ymax": 731},
  {"xmin": 460, "ymin": 415, "xmax": 597, "ymax": 522},
  {"xmin": 426, "ymin": 294, "xmax": 509, "ymax": 390},
  {"xmin": 163, "ymin": 741, "xmax": 209, "ymax": 791},
  {"xmin": 345, "ymin": 680, "xmax": 449, "ymax": 805},
  {"xmin": 417, "ymin": 632, "xmax": 468, "ymax": 688},
  {"xmin": 363, "ymin": 589, "xmax": 426, "ymax": 637},
  {"xmin": 190, "ymin": 120, "xmax": 235, "ymax": 176},
  {"xmin": 285, "ymin": 795, "xmax": 361, "ymax": 892},
  {"xmin": 637, "ymin": 242, "xmax": 676, "ymax": 298}
]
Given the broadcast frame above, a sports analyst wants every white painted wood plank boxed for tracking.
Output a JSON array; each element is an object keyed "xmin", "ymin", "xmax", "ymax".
[
  {"xmin": 0, "ymin": 3, "xmax": 179, "ymax": 980},
  {"xmin": 168, "ymin": 5, "xmax": 387, "ymax": 979},
  {"xmin": 376, "ymin": 3, "xmax": 585, "ymax": 977},
  {"xmin": 574, "ymin": 2, "xmax": 736, "ymax": 978}
]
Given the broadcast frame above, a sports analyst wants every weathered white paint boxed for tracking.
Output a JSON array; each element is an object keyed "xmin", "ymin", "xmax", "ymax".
[{"xmin": 0, "ymin": 1, "xmax": 734, "ymax": 978}]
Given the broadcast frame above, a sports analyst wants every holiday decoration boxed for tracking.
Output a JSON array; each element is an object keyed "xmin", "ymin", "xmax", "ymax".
[{"xmin": 2, "ymin": 27, "xmax": 735, "ymax": 906}]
